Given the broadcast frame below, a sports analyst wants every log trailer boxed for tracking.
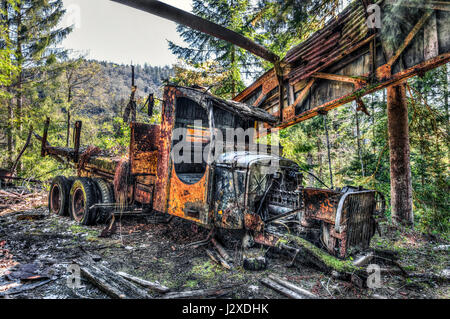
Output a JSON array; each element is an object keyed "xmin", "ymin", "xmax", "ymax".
[{"xmin": 41, "ymin": 0, "xmax": 408, "ymax": 271}]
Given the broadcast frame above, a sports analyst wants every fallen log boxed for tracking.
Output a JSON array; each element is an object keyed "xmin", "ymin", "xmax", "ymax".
[
  {"xmin": 407, "ymin": 270, "xmax": 450, "ymax": 282},
  {"xmin": 278, "ymin": 234, "xmax": 365, "ymax": 276},
  {"xmin": 0, "ymin": 176, "xmax": 42, "ymax": 184},
  {"xmin": 432, "ymin": 245, "xmax": 450, "ymax": 251},
  {"xmin": 0, "ymin": 278, "xmax": 55, "ymax": 296},
  {"xmin": 260, "ymin": 278, "xmax": 304, "ymax": 299},
  {"xmin": 0, "ymin": 190, "xmax": 22, "ymax": 197},
  {"xmin": 211, "ymin": 237, "xmax": 232, "ymax": 263},
  {"xmin": 75, "ymin": 257, "xmax": 151, "ymax": 299},
  {"xmin": 163, "ymin": 285, "xmax": 238, "ymax": 299},
  {"xmin": 352, "ymin": 252, "xmax": 374, "ymax": 267},
  {"xmin": 267, "ymin": 274, "xmax": 318, "ymax": 299},
  {"xmin": 78, "ymin": 263, "xmax": 126, "ymax": 299},
  {"xmin": 371, "ymin": 248, "xmax": 400, "ymax": 260},
  {"xmin": 117, "ymin": 271, "xmax": 170, "ymax": 293},
  {"xmin": 205, "ymin": 248, "xmax": 231, "ymax": 270}
]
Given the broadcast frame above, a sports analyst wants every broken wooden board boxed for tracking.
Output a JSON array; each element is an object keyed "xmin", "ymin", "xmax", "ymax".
[
  {"xmin": 0, "ymin": 278, "xmax": 55, "ymax": 297},
  {"xmin": 117, "ymin": 271, "xmax": 170, "ymax": 293},
  {"xmin": 163, "ymin": 285, "xmax": 238, "ymax": 299},
  {"xmin": 268, "ymin": 274, "xmax": 318, "ymax": 299},
  {"xmin": 260, "ymin": 278, "xmax": 305, "ymax": 299},
  {"xmin": 75, "ymin": 256, "xmax": 151, "ymax": 299}
]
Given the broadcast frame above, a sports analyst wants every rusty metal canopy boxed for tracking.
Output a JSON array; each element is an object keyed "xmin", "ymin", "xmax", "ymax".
[
  {"xmin": 234, "ymin": 0, "xmax": 450, "ymax": 128},
  {"xmin": 175, "ymin": 86, "xmax": 278, "ymax": 124}
]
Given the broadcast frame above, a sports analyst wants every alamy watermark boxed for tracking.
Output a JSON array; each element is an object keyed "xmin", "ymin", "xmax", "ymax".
[
  {"xmin": 366, "ymin": 4, "xmax": 382, "ymax": 29},
  {"xmin": 66, "ymin": 264, "xmax": 81, "ymax": 289},
  {"xmin": 367, "ymin": 263, "xmax": 382, "ymax": 288}
]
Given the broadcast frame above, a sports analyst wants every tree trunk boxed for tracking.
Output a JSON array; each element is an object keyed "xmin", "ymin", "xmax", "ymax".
[
  {"xmin": 66, "ymin": 86, "xmax": 71, "ymax": 148},
  {"xmin": 317, "ymin": 138, "xmax": 323, "ymax": 180},
  {"xmin": 6, "ymin": 89, "xmax": 14, "ymax": 166},
  {"xmin": 231, "ymin": 46, "xmax": 236, "ymax": 98},
  {"xmin": 14, "ymin": 5, "xmax": 23, "ymax": 172},
  {"xmin": 355, "ymin": 102, "xmax": 365, "ymax": 177},
  {"xmin": 387, "ymin": 83, "xmax": 413, "ymax": 226},
  {"xmin": 306, "ymin": 152, "xmax": 314, "ymax": 187},
  {"xmin": 15, "ymin": 7, "xmax": 23, "ymax": 134},
  {"xmin": 444, "ymin": 64, "xmax": 449, "ymax": 127},
  {"xmin": 3, "ymin": 1, "xmax": 13, "ymax": 166}
]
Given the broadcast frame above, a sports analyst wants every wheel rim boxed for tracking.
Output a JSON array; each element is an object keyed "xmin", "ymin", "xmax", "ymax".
[
  {"xmin": 72, "ymin": 188, "xmax": 86, "ymax": 222},
  {"xmin": 50, "ymin": 184, "xmax": 62, "ymax": 214}
]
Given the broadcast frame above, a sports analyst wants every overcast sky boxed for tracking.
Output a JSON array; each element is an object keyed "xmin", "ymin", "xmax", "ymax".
[{"xmin": 60, "ymin": 0, "xmax": 192, "ymax": 66}]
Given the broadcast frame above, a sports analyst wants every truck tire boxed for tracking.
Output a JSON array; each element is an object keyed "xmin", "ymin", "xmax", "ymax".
[
  {"xmin": 48, "ymin": 176, "xmax": 72, "ymax": 216},
  {"xmin": 69, "ymin": 178, "xmax": 98, "ymax": 225},
  {"xmin": 93, "ymin": 178, "xmax": 115, "ymax": 224}
]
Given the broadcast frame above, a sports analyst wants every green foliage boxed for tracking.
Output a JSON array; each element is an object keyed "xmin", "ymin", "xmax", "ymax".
[
  {"xmin": 249, "ymin": 0, "xmax": 340, "ymax": 60},
  {"xmin": 278, "ymin": 65, "xmax": 449, "ymax": 236},
  {"xmin": 168, "ymin": 0, "xmax": 259, "ymax": 98}
]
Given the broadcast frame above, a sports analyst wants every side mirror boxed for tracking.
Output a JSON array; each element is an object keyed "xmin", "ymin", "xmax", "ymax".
[{"xmin": 147, "ymin": 93, "xmax": 154, "ymax": 117}]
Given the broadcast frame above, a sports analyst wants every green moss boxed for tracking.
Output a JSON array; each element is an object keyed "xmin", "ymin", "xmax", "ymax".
[
  {"xmin": 184, "ymin": 280, "xmax": 198, "ymax": 288},
  {"xmin": 68, "ymin": 224, "xmax": 99, "ymax": 239},
  {"xmin": 190, "ymin": 260, "xmax": 222, "ymax": 281},
  {"xmin": 283, "ymin": 233, "xmax": 360, "ymax": 273}
]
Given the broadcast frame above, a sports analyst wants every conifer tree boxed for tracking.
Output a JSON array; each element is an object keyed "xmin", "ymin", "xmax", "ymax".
[
  {"xmin": 4, "ymin": 0, "xmax": 71, "ymax": 169},
  {"xmin": 249, "ymin": 0, "xmax": 340, "ymax": 59},
  {"xmin": 168, "ymin": 0, "xmax": 258, "ymax": 98}
]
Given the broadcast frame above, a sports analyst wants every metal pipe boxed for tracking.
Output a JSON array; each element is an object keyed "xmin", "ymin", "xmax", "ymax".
[{"xmin": 110, "ymin": 0, "xmax": 279, "ymax": 63}]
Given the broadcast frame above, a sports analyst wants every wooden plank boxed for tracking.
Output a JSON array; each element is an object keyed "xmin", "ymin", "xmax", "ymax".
[
  {"xmin": 117, "ymin": 271, "xmax": 170, "ymax": 293},
  {"xmin": 312, "ymin": 72, "xmax": 367, "ymax": 85},
  {"xmin": 268, "ymin": 274, "xmax": 319, "ymax": 299},
  {"xmin": 75, "ymin": 257, "xmax": 151, "ymax": 299},
  {"xmin": 260, "ymin": 278, "xmax": 304, "ymax": 299},
  {"xmin": 163, "ymin": 286, "xmax": 237, "ymax": 299}
]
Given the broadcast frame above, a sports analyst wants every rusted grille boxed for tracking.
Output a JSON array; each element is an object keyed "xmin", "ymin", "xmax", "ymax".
[{"xmin": 340, "ymin": 191, "xmax": 376, "ymax": 253}]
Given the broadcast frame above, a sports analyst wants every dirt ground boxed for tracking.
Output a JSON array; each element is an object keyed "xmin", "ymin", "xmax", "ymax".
[{"xmin": 0, "ymin": 190, "xmax": 449, "ymax": 299}]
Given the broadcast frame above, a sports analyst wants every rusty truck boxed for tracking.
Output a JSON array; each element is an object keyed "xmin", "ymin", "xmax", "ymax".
[
  {"xmin": 43, "ymin": 83, "xmax": 383, "ymax": 260},
  {"xmin": 41, "ymin": 0, "xmax": 388, "ymax": 266}
]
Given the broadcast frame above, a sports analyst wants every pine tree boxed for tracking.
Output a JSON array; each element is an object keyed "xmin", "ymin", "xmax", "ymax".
[
  {"xmin": 168, "ymin": 0, "xmax": 258, "ymax": 98},
  {"xmin": 5, "ymin": 0, "xmax": 71, "ymax": 169},
  {"xmin": 249, "ymin": 0, "xmax": 340, "ymax": 59},
  {"xmin": 0, "ymin": 0, "xmax": 18, "ymax": 166}
]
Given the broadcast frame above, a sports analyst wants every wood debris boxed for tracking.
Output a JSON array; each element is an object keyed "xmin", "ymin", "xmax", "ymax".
[
  {"xmin": 117, "ymin": 271, "xmax": 170, "ymax": 293},
  {"xmin": 0, "ymin": 188, "xmax": 47, "ymax": 216},
  {"xmin": 163, "ymin": 285, "xmax": 238, "ymax": 299},
  {"xmin": 75, "ymin": 256, "xmax": 151, "ymax": 299},
  {"xmin": 260, "ymin": 277, "xmax": 305, "ymax": 299},
  {"xmin": 268, "ymin": 274, "xmax": 318, "ymax": 299}
]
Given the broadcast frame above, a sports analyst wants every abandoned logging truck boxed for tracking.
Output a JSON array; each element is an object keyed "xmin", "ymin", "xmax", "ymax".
[{"xmin": 41, "ymin": 83, "xmax": 385, "ymax": 274}]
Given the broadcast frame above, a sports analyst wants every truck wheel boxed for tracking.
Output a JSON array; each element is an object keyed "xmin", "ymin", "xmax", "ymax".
[
  {"xmin": 93, "ymin": 178, "xmax": 115, "ymax": 224},
  {"xmin": 48, "ymin": 176, "xmax": 72, "ymax": 216},
  {"xmin": 69, "ymin": 178, "xmax": 98, "ymax": 225}
]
